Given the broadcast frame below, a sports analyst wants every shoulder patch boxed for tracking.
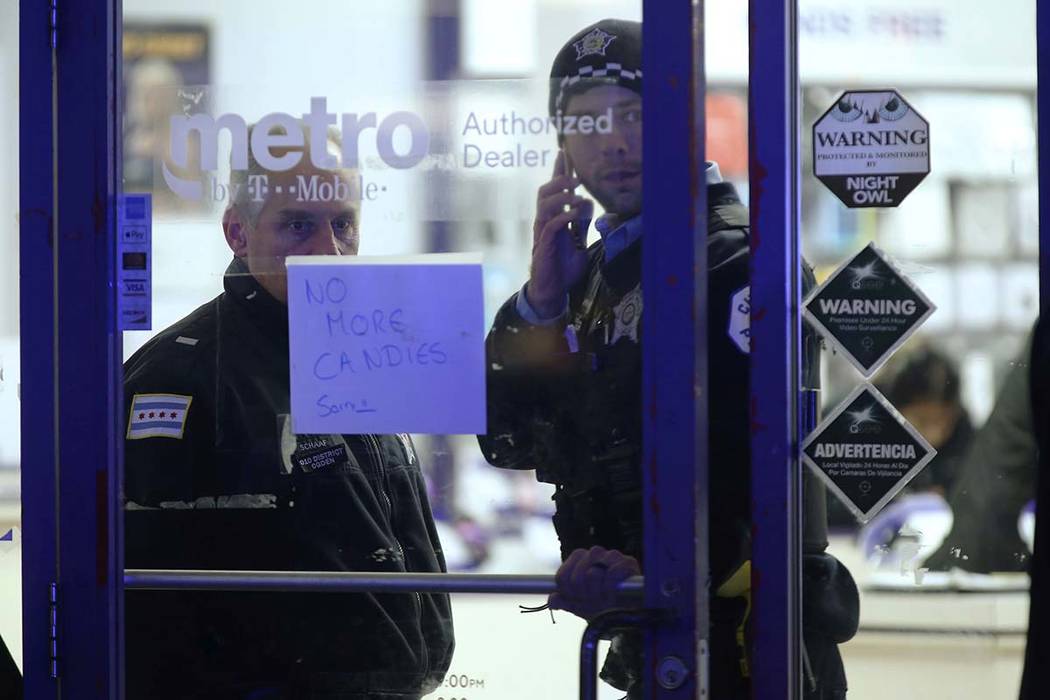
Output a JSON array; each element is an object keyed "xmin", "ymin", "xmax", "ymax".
[
  {"xmin": 729, "ymin": 286, "xmax": 751, "ymax": 354},
  {"xmin": 127, "ymin": 393, "xmax": 192, "ymax": 440}
]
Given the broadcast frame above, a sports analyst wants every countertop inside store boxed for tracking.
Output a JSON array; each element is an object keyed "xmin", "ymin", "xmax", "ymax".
[{"xmin": 827, "ymin": 534, "xmax": 1029, "ymax": 700}]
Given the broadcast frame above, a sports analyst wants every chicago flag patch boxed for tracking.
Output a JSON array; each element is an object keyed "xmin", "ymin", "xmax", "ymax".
[{"xmin": 127, "ymin": 393, "xmax": 192, "ymax": 440}]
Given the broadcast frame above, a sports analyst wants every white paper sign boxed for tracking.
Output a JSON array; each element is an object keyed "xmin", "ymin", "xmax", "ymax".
[{"xmin": 286, "ymin": 253, "xmax": 486, "ymax": 435}]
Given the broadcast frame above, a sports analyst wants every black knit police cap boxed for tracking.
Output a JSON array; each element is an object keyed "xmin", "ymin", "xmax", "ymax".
[{"xmin": 548, "ymin": 18, "xmax": 642, "ymax": 117}]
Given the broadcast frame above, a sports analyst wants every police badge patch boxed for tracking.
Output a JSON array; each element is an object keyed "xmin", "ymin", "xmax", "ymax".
[
  {"xmin": 610, "ymin": 285, "xmax": 643, "ymax": 345},
  {"xmin": 574, "ymin": 27, "xmax": 617, "ymax": 60}
]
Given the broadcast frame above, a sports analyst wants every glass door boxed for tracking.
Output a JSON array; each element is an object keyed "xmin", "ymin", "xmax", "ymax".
[
  {"xmin": 33, "ymin": 0, "xmax": 1013, "ymax": 697},
  {"xmin": 109, "ymin": 1, "xmax": 712, "ymax": 699},
  {"xmin": 115, "ymin": 2, "xmax": 622, "ymax": 694},
  {"xmin": 785, "ymin": 0, "xmax": 1038, "ymax": 698}
]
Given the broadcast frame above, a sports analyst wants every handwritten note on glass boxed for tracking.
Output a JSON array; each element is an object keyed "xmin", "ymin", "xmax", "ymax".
[{"xmin": 286, "ymin": 253, "xmax": 486, "ymax": 434}]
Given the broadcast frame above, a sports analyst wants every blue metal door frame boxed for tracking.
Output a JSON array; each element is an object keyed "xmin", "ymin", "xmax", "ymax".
[
  {"xmin": 641, "ymin": 1, "xmax": 710, "ymax": 696},
  {"xmin": 19, "ymin": 0, "xmax": 124, "ymax": 696},
  {"xmin": 19, "ymin": 1, "xmax": 58, "ymax": 696},
  {"xmin": 54, "ymin": 0, "xmax": 125, "ymax": 692},
  {"xmin": 748, "ymin": 0, "xmax": 803, "ymax": 697}
]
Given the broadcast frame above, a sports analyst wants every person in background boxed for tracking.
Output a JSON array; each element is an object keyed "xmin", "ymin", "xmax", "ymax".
[
  {"xmin": 123, "ymin": 124, "xmax": 453, "ymax": 699},
  {"xmin": 925, "ymin": 331, "xmax": 1037, "ymax": 573},
  {"xmin": 879, "ymin": 344, "xmax": 975, "ymax": 496},
  {"xmin": 834, "ymin": 344, "xmax": 981, "ymax": 532},
  {"xmin": 479, "ymin": 18, "xmax": 857, "ymax": 699}
]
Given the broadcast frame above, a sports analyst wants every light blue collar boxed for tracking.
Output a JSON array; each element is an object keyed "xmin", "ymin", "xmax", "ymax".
[{"xmin": 595, "ymin": 214, "xmax": 643, "ymax": 262}]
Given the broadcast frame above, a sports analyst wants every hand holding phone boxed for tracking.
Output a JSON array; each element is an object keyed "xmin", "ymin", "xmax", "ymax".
[{"xmin": 525, "ymin": 150, "xmax": 594, "ymax": 319}]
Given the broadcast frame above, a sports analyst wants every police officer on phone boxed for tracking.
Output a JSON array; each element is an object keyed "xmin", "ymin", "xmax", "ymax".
[{"xmin": 479, "ymin": 18, "xmax": 857, "ymax": 699}]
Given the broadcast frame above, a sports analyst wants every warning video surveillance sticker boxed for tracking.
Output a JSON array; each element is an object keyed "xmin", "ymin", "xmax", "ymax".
[{"xmin": 804, "ymin": 243, "xmax": 935, "ymax": 378}]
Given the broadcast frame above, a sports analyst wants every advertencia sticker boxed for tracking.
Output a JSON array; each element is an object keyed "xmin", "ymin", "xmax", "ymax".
[
  {"xmin": 813, "ymin": 89, "xmax": 930, "ymax": 208},
  {"xmin": 803, "ymin": 384, "xmax": 936, "ymax": 523},
  {"xmin": 804, "ymin": 243, "xmax": 935, "ymax": 378}
]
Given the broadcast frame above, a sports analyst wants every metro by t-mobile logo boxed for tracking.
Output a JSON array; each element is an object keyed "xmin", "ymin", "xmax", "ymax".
[{"xmin": 163, "ymin": 97, "xmax": 430, "ymax": 200}]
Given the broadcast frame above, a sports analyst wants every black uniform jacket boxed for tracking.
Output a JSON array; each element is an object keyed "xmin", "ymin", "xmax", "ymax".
[
  {"xmin": 479, "ymin": 181, "xmax": 752, "ymax": 582},
  {"xmin": 478, "ymin": 181, "xmax": 856, "ymax": 699},
  {"xmin": 479, "ymin": 183, "xmax": 753, "ymax": 697},
  {"xmin": 123, "ymin": 258, "xmax": 453, "ymax": 699}
]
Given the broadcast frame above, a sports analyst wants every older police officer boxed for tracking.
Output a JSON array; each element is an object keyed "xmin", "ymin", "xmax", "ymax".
[{"xmin": 124, "ymin": 125, "xmax": 453, "ymax": 699}]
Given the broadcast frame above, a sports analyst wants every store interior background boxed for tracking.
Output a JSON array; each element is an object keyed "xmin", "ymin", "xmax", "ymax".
[{"xmin": 0, "ymin": 0, "xmax": 1039, "ymax": 697}]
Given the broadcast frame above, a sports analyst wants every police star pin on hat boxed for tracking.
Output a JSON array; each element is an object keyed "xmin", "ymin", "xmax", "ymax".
[
  {"xmin": 549, "ymin": 18, "xmax": 642, "ymax": 117},
  {"xmin": 573, "ymin": 27, "xmax": 617, "ymax": 59}
]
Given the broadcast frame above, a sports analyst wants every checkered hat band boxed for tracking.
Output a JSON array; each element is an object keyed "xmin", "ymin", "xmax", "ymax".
[{"xmin": 555, "ymin": 62, "xmax": 643, "ymax": 112}]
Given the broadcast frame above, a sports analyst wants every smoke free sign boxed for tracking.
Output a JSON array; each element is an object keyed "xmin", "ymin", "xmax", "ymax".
[{"xmin": 813, "ymin": 89, "xmax": 930, "ymax": 208}]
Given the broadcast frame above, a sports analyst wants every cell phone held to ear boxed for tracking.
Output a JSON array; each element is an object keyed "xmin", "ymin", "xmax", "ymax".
[{"xmin": 563, "ymin": 151, "xmax": 587, "ymax": 251}]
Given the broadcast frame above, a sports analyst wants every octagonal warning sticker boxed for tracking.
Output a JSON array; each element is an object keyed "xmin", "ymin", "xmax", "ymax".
[
  {"xmin": 804, "ymin": 243, "xmax": 935, "ymax": 378},
  {"xmin": 813, "ymin": 89, "xmax": 929, "ymax": 208},
  {"xmin": 803, "ymin": 384, "xmax": 936, "ymax": 523}
]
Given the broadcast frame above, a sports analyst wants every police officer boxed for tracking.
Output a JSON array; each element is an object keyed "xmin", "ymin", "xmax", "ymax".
[
  {"xmin": 123, "ymin": 126, "xmax": 453, "ymax": 699},
  {"xmin": 479, "ymin": 19, "xmax": 856, "ymax": 699}
]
